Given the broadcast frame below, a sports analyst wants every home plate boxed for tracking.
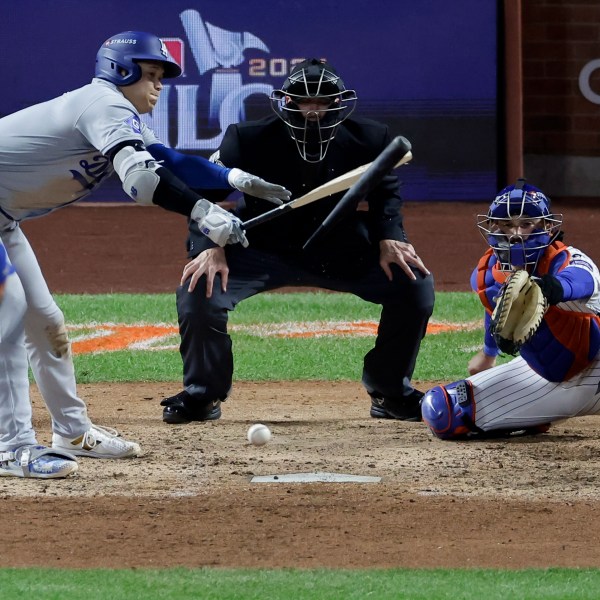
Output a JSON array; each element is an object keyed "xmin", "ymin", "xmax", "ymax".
[{"xmin": 250, "ymin": 472, "xmax": 381, "ymax": 483}]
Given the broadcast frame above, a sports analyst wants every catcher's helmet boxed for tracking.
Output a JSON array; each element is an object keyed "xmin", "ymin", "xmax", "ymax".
[
  {"xmin": 95, "ymin": 31, "xmax": 181, "ymax": 86},
  {"xmin": 270, "ymin": 58, "xmax": 357, "ymax": 162},
  {"xmin": 477, "ymin": 179, "xmax": 563, "ymax": 271}
]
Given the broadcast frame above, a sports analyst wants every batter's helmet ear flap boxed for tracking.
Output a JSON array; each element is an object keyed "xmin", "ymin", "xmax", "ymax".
[{"xmin": 95, "ymin": 31, "xmax": 182, "ymax": 86}]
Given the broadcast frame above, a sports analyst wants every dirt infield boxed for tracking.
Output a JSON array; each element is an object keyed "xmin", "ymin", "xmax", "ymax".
[{"xmin": 3, "ymin": 201, "xmax": 599, "ymax": 570}]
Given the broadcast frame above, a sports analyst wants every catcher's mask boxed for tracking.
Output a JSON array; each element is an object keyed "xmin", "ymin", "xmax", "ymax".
[
  {"xmin": 270, "ymin": 58, "xmax": 357, "ymax": 162},
  {"xmin": 477, "ymin": 179, "xmax": 563, "ymax": 272}
]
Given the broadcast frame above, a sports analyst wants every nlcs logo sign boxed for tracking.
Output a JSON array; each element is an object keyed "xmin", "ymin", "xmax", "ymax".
[{"xmin": 145, "ymin": 9, "xmax": 273, "ymax": 151}]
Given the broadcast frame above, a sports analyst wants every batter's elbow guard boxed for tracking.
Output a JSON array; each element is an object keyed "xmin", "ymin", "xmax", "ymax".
[
  {"xmin": 421, "ymin": 380, "xmax": 479, "ymax": 440},
  {"xmin": 113, "ymin": 145, "xmax": 160, "ymax": 205}
]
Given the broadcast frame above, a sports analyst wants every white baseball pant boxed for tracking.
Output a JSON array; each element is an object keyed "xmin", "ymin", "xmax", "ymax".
[
  {"xmin": 0, "ymin": 255, "xmax": 37, "ymax": 451},
  {"xmin": 0, "ymin": 218, "xmax": 91, "ymax": 444},
  {"xmin": 470, "ymin": 354, "xmax": 600, "ymax": 431}
]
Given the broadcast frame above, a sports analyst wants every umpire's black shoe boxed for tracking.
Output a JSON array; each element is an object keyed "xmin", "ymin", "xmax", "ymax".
[
  {"xmin": 369, "ymin": 390, "xmax": 424, "ymax": 421},
  {"xmin": 160, "ymin": 390, "xmax": 222, "ymax": 424}
]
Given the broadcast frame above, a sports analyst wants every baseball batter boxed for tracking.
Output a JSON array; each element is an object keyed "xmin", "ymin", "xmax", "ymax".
[
  {"xmin": 0, "ymin": 31, "xmax": 290, "ymax": 478},
  {"xmin": 421, "ymin": 180, "xmax": 600, "ymax": 439}
]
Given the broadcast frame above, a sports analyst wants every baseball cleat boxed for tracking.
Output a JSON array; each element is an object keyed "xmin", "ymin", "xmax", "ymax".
[
  {"xmin": 369, "ymin": 390, "xmax": 424, "ymax": 421},
  {"xmin": 161, "ymin": 390, "xmax": 222, "ymax": 424},
  {"xmin": 52, "ymin": 424, "xmax": 141, "ymax": 458},
  {"xmin": 0, "ymin": 445, "xmax": 78, "ymax": 479}
]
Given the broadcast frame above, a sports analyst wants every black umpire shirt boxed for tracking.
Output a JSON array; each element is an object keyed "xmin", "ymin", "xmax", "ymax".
[{"xmin": 189, "ymin": 114, "xmax": 407, "ymax": 277}]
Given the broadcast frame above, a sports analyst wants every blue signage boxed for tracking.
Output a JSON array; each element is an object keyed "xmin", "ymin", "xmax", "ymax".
[{"xmin": 1, "ymin": 1, "xmax": 498, "ymax": 202}]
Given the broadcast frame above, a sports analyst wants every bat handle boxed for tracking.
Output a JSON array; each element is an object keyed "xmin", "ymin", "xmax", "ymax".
[{"xmin": 242, "ymin": 204, "xmax": 290, "ymax": 230}]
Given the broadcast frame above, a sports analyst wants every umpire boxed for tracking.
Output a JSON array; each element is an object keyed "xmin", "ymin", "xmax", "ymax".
[{"xmin": 160, "ymin": 58, "xmax": 435, "ymax": 423}]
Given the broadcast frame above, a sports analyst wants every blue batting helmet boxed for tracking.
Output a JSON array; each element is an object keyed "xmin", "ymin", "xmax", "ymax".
[{"xmin": 95, "ymin": 31, "xmax": 181, "ymax": 86}]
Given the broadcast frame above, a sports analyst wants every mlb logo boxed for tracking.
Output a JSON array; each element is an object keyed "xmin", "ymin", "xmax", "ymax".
[{"xmin": 161, "ymin": 38, "xmax": 185, "ymax": 75}]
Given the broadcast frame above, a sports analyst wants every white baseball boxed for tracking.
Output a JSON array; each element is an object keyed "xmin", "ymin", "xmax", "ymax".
[{"xmin": 247, "ymin": 423, "xmax": 271, "ymax": 446}]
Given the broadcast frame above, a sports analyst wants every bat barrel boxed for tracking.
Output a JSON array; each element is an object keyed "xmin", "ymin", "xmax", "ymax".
[
  {"xmin": 242, "ymin": 136, "xmax": 411, "ymax": 233},
  {"xmin": 303, "ymin": 136, "xmax": 412, "ymax": 250},
  {"xmin": 344, "ymin": 136, "xmax": 411, "ymax": 200}
]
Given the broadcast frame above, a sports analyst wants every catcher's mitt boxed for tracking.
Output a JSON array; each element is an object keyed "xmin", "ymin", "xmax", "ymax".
[{"xmin": 490, "ymin": 269, "xmax": 548, "ymax": 355}]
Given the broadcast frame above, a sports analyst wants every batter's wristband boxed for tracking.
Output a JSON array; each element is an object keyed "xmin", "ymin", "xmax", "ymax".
[{"xmin": 153, "ymin": 167, "xmax": 201, "ymax": 216}]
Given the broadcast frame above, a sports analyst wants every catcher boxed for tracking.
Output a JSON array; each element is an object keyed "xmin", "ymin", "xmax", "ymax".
[{"xmin": 421, "ymin": 179, "xmax": 600, "ymax": 439}]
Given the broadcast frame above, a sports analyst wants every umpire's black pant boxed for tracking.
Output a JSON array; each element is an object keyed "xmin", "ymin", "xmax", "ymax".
[{"xmin": 176, "ymin": 245, "xmax": 435, "ymax": 403}]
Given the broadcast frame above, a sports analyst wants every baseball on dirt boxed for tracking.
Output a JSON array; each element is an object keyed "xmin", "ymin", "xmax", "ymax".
[{"xmin": 247, "ymin": 423, "xmax": 271, "ymax": 446}]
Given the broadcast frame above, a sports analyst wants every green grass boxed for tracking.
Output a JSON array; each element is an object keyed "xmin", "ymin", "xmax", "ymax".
[
  {"xmin": 1, "ymin": 567, "xmax": 599, "ymax": 599},
  {"xmin": 58, "ymin": 290, "xmax": 482, "ymax": 323},
  {"xmin": 57, "ymin": 291, "xmax": 509, "ymax": 384}
]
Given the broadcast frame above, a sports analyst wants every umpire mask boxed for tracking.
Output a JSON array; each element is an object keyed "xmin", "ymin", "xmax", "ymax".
[{"xmin": 270, "ymin": 59, "xmax": 357, "ymax": 162}]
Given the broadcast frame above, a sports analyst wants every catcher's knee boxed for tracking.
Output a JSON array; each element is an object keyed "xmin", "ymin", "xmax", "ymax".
[{"xmin": 421, "ymin": 380, "xmax": 478, "ymax": 440}]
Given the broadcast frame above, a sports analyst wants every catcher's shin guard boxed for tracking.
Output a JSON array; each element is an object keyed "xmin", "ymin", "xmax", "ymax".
[{"xmin": 421, "ymin": 380, "xmax": 480, "ymax": 440}]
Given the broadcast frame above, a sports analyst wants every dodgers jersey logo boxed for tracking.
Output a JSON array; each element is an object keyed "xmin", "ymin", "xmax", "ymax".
[{"xmin": 69, "ymin": 155, "xmax": 111, "ymax": 193}]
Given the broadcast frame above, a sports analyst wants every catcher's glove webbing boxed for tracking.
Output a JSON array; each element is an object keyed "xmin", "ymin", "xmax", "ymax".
[{"xmin": 490, "ymin": 269, "xmax": 548, "ymax": 355}]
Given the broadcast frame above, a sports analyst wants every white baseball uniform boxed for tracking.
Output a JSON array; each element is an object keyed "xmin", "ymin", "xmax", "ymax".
[
  {"xmin": 0, "ymin": 78, "xmax": 160, "ymax": 448},
  {"xmin": 0, "ymin": 242, "xmax": 34, "ymax": 450},
  {"xmin": 469, "ymin": 244, "xmax": 600, "ymax": 432}
]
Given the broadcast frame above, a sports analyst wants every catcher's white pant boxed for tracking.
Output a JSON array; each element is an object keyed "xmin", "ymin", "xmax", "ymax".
[
  {"xmin": 469, "ymin": 353, "xmax": 600, "ymax": 431},
  {"xmin": 0, "ymin": 219, "xmax": 91, "ymax": 450}
]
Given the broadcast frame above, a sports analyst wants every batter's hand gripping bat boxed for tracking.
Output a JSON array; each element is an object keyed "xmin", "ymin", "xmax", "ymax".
[{"xmin": 241, "ymin": 136, "xmax": 412, "ymax": 231}]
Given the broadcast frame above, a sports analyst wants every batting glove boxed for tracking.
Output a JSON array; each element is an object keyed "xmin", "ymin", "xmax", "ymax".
[
  {"xmin": 191, "ymin": 199, "xmax": 249, "ymax": 248},
  {"xmin": 228, "ymin": 168, "xmax": 291, "ymax": 205}
]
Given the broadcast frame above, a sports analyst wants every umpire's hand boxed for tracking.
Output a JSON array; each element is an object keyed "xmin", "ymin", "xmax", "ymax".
[
  {"xmin": 181, "ymin": 247, "xmax": 228, "ymax": 297},
  {"xmin": 379, "ymin": 240, "xmax": 430, "ymax": 281}
]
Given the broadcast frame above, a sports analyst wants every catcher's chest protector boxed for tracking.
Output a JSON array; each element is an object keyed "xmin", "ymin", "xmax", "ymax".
[
  {"xmin": 476, "ymin": 242, "xmax": 600, "ymax": 382},
  {"xmin": 475, "ymin": 243, "xmax": 569, "ymax": 313}
]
